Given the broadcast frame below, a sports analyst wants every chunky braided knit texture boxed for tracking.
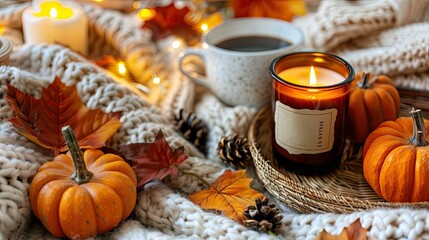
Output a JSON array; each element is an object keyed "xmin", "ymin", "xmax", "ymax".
[
  {"xmin": 296, "ymin": 0, "xmax": 429, "ymax": 51},
  {"xmin": 0, "ymin": 44, "xmax": 261, "ymax": 240},
  {"xmin": 294, "ymin": 0, "xmax": 429, "ymax": 90},
  {"xmin": 3, "ymin": 1, "xmax": 429, "ymax": 240}
]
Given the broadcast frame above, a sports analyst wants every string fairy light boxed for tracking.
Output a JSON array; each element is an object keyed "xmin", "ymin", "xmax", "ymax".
[
  {"xmin": 106, "ymin": 1, "xmax": 223, "ymax": 101},
  {"xmin": 200, "ymin": 23, "xmax": 208, "ymax": 33},
  {"xmin": 117, "ymin": 61, "xmax": 127, "ymax": 75},
  {"xmin": 152, "ymin": 76, "xmax": 161, "ymax": 85},
  {"xmin": 138, "ymin": 8, "xmax": 156, "ymax": 21}
]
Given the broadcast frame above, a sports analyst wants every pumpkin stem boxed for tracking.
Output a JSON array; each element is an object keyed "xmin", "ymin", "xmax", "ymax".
[
  {"xmin": 62, "ymin": 125, "xmax": 93, "ymax": 184},
  {"xmin": 409, "ymin": 107, "xmax": 427, "ymax": 147},
  {"xmin": 357, "ymin": 72, "xmax": 371, "ymax": 89}
]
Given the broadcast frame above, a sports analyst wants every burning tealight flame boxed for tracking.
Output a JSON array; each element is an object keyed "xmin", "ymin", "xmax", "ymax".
[
  {"xmin": 117, "ymin": 61, "xmax": 126, "ymax": 75},
  {"xmin": 34, "ymin": 1, "xmax": 73, "ymax": 19},
  {"xmin": 50, "ymin": 7, "xmax": 58, "ymax": 18},
  {"xmin": 309, "ymin": 66, "xmax": 317, "ymax": 86}
]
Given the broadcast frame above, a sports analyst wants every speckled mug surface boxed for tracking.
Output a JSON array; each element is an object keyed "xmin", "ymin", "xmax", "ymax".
[{"xmin": 179, "ymin": 18, "xmax": 303, "ymax": 108}]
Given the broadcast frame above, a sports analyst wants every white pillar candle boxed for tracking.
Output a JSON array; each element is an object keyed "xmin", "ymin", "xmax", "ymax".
[{"xmin": 22, "ymin": 0, "xmax": 88, "ymax": 55}]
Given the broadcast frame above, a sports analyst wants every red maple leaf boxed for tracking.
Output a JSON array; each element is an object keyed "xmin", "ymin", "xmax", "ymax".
[
  {"xmin": 141, "ymin": 3, "xmax": 198, "ymax": 43},
  {"xmin": 6, "ymin": 77, "xmax": 122, "ymax": 155},
  {"xmin": 120, "ymin": 130, "xmax": 188, "ymax": 188}
]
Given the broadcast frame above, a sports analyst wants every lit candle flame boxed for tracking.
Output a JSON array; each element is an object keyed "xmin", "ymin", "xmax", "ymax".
[
  {"xmin": 309, "ymin": 66, "xmax": 317, "ymax": 86},
  {"xmin": 50, "ymin": 7, "xmax": 58, "ymax": 18},
  {"xmin": 34, "ymin": 1, "xmax": 73, "ymax": 19},
  {"xmin": 118, "ymin": 61, "xmax": 126, "ymax": 75}
]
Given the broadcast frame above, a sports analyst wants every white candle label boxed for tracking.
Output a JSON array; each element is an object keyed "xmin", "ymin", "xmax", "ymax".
[{"xmin": 274, "ymin": 101, "xmax": 337, "ymax": 155}]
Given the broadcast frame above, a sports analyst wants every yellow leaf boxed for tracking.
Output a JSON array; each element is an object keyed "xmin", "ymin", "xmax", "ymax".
[{"xmin": 189, "ymin": 170, "xmax": 264, "ymax": 223}]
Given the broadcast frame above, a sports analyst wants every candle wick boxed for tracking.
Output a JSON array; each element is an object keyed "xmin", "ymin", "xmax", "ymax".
[{"xmin": 310, "ymin": 66, "xmax": 317, "ymax": 86}]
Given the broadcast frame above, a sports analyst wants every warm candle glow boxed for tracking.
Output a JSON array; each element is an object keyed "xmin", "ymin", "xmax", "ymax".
[
  {"xmin": 309, "ymin": 66, "xmax": 317, "ymax": 86},
  {"xmin": 271, "ymin": 52, "xmax": 354, "ymax": 173},
  {"xmin": 0, "ymin": 26, "xmax": 5, "ymax": 35},
  {"xmin": 23, "ymin": 0, "xmax": 88, "ymax": 54},
  {"xmin": 117, "ymin": 61, "xmax": 126, "ymax": 75},
  {"xmin": 278, "ymin": 66, "xmax": 344, "ymax": 87},
  {"xmin": 34, "ymin": 1, "xmax": 73, "ymax": 19},
  {"xmin": 50, "ymin": 8, "xmax": 58, "ymax": 18}
]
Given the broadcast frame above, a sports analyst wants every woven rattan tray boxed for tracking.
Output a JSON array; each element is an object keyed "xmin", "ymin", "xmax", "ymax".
[{"xmin": 248, "ymin": 89, "xmax": 429, "ymax": 213}]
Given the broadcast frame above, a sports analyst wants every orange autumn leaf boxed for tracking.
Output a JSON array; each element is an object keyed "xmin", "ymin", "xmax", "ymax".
[
  {"xmin": 6, "ymin": 77, "xmax": 122, "ymax": 155},
  {"xmin": 189, "ymin": 170, "xmax": 264, "ymax": 223},
  {"xmin": 316, "ymin": 220, "xmax": 367, "ymax": 240},
  {"xmin": 231, "ymin": 0, "xmax": 307, "ymax": 22}
]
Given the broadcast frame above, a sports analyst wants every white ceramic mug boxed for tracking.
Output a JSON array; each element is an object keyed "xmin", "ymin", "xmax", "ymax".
[{"xmin": 179, "ymin": 18, "xmax": 304, "ymax": 108}]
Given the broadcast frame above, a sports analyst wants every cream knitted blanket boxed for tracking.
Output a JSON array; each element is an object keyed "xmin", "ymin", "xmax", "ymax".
[
  {"xmin": 1, "ymin": 1, "xmax": 429, "ymax": 240},
  {"xmin": 294, "ymin": 0, "xmax": 429, "ymax": 90}
]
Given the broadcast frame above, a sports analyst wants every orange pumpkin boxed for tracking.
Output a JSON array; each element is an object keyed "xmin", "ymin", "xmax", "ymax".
[
  {"xmin": 29, "ymin": 126, "xmax": 137, "ymax": 239},
  {"xmin": 363, "ymin": 108, "xmax": 429, "ymax": 202},
  {"xmin": 347, "ymin": 72, "xmax": 400, "ymax": 143}
]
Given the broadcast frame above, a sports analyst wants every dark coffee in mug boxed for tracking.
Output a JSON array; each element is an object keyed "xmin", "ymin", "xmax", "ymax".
[{"xmin": 215, "ymin": 36, "xmax": 291, "ymax": 52}]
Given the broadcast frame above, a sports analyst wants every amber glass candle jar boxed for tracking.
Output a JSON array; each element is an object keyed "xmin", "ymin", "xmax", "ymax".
[{"xmin": 269, "ymin": 52, "xmax": 354, "ymax": 174}]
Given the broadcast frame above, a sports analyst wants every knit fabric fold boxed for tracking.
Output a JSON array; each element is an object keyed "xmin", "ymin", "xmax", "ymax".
[{"xmin": 294, "ymin": 0, "xmax": 429, "ymax": 89}]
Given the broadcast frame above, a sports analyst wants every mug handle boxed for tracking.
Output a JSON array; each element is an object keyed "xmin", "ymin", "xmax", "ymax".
[{"xmin": 178, "ymin": 48, "xmax": 211, "ymax": 89}]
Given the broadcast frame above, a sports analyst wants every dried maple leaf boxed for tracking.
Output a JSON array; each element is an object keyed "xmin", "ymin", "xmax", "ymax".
[
  {"xmin": 189, "ymin": 170, "xmax": 264, "ymax": 223},
  {"xmin": 6, "ymin": 77, "xmax": 122, "ymax": 155},
  {"xmin": 141, "ymin": 3, "xmax": 199, "ymax": 44},
  {"xmin": 230, "ymin": 0, "xmax": 307, "ymax": 22},
  {"xmin": 94, "ymin": 55, "xmax": 118, "ymax": 69},
  {"xmin": 316, "ymin": 220, "xmax": 367, "ymax": 240},
  {"xmin": 120, "ymin": 130, "xmax": 188, "ymax": 188}
]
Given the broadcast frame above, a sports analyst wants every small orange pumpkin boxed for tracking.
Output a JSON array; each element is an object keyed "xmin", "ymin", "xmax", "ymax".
[
  {"xmin": 347, "ymin": 72, "xmax": 400, "ymax": 143},
  {"xmin": 29, "ymin": 126, "xmax": 137, "ymax": 239},
  {"xmin": 363, "ymin": 108, "xmax": 429, "ymax": 202}
]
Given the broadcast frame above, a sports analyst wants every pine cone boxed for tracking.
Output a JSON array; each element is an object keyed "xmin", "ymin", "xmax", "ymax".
[
  {"xmin": 174, "ymin": 109, "xmax": 208, "ymax": 153},
  {"xmin": 217, "ymin": 134, "xmax": 252, "ymax": 169},
  {"xmin": 244, "ymin": 197, "xmax": 283, "ymax": 233}
]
